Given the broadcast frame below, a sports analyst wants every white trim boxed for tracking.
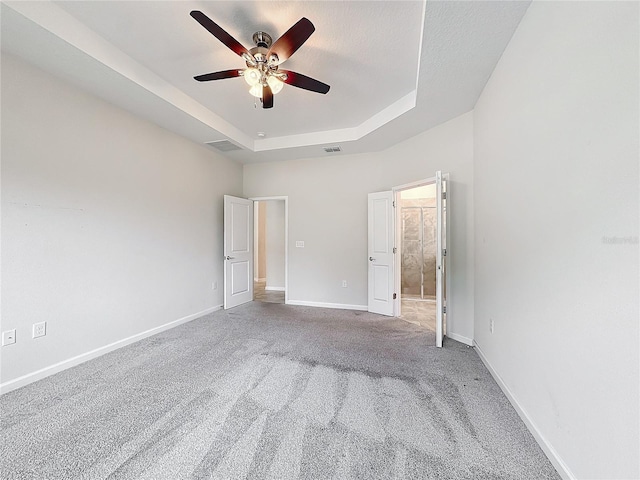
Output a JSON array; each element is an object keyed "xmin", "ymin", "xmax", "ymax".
[
  {"xmin": 444, "ymin": 173, "xmax": 451, "ymax": 341},
  {"xmin": 0, "ymin": 305, "xmax": 222, "ymax": 396},
  {"xmin": 253, "ymin": 91, "xmax": 419, "ymax": 151},
  {"xmin": 446, "ymin": 332, "xmax": 473, "ymax": 346},
  {"xmin": 265, "ymin": 286, "xmax": 285, "ymax": 292},
  {"xmin": 249, "ymin": 196, "xmax": 289, "ymax": 201},
  {"xmin": 392, "ymin": 176, "xmax": 437, "ymax": 193},
  {"xmin": 287, "ymin": 300, "xmax": 368, "ymax": 311},
  {"xmin": 474, "ymin": 342, "xmax": 575, "ymax": 480}
]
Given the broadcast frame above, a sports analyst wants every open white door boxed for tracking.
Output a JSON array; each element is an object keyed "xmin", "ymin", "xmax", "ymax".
[
  {"xmin": 224, "ymin": 195, "xmax": 253, "ymax": 309},
  {"xmin": 368, "ymin": 191, "xmax": 395, "ymax": 316},
  {"xmin": 435, "ymin": 172, "xmax": 447, "ymax": 347}
]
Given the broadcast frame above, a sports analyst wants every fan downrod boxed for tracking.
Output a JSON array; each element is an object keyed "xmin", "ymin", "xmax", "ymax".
[{"xmin": 252, "ymin": 31, "xmax": 272, "ymax": 48}]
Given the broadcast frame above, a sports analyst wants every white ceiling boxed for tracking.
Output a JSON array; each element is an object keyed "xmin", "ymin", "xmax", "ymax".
[{"xmin": 1, "ymin": 1, "xmax": 531, "ymax": 164}]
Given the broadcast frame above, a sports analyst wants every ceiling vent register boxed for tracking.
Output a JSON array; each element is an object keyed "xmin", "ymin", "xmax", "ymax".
[
  {"xmin": 206, "ymin": 140, "xmax": 242, "ymax": 152},
  {"xmin": 323, "ymin": 146, "xmax": 341, "ymax": 153}
]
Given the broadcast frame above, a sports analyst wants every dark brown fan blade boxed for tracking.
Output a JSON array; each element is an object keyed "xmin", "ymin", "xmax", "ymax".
[
  {"xmin": 281, "ymin": 70, "xmax": 330, "ymax": 94},
  {"xmin": 268, "ymin": 18, "xmax": 315, "ymax": 65},
  {"xmin": 190, "ymin": 11, "xmax": 249, "ymax": 58},
  {"xmin": 194, "ymin": 69, "xmax": 242, "ymax": 82},
  {"xmin": 262, "ymin": 85, "xmax": 274, "ymax": 109}
]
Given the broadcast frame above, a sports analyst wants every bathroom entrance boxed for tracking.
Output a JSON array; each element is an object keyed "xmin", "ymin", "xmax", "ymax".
[
  {"xmin": 398, "ymin": 184, "xmax": 437, "ymax": 336},
  {"xmin": 392, "ymin": 174, "xmax": 448, "ymax": 346}
]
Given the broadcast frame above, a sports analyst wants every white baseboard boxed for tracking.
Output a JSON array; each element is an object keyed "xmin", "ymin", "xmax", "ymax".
[
  {"xmin": 446, "ymin": 332, "xmax": 473, "ymax": 346},
  {"xmin": 0, "ymin": 305, "xmax": 223, "ymax": 396},
  {"xmin": 473, "ymin": 342, "xmax": 575, "ymax": 480},
  {"xmin": 287, "ymin": 300, "xmax": 368, "ymax": 311},
  {"xmin": 265, "ymin": 286, "xmax": 285, "ymax": 292}
]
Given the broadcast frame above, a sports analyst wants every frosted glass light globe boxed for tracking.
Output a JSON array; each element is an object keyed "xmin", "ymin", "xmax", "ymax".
[
  {"xmin": 267, "ymin": 75, "xmax": 284, "ymax": 94},
  {"xmin": 243, "ymin": 68, "xmax": 261, "ymax": 86},
  {"xmin": 249, "ymin": 84, "xmax": 263, "ymax": 98}
]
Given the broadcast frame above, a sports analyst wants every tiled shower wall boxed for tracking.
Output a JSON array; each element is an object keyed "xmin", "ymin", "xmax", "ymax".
[{"xmin": 400, "ymin": 198, "xmax": 436, "ymax": 297}]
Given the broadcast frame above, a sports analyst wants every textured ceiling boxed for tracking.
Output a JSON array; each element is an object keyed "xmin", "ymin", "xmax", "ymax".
[{"xmin": 1, "ymin": 1, "xmax": 532, "ymax": 163}]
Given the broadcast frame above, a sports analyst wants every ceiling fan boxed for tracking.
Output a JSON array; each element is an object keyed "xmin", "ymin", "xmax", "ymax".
[{"xmin": 190, "ymin": 11, "xmax": 330, "ymax": 109}]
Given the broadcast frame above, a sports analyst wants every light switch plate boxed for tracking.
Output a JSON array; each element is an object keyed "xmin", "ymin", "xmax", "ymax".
[
  {"xmin": 296, "ymin": 241, "xmax": 305, "ymax": 248},
  {"xmin": 2, "ymin": 329, "xmax": 16, "ymax": 346}
]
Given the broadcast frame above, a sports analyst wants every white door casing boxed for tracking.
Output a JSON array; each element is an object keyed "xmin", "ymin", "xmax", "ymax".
[
  {"xmin": 435, "ymin": 171, "xmax": 446, "ymax": 347},
  {"xmin": 224, "ymin": 195, "xmax": 253, "ymax": 309},
  {"xmin": 368, "ymin": 191, "xmax": 395, "ymax": 316}
]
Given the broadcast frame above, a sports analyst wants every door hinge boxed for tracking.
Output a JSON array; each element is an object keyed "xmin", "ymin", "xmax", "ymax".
[
  {"xmin": 442, "ymin": 192, "xmax": 447, "ymax": 200},
  {"xmin": 393, "ymin": 247, "xmax": 397, "ymax": 254},
  {"xmin": 443, "ymin": 248, "xmax": 447, "ymax": 256},
  {"xmin": 443, "ymin": 305, "xmax": 447, "ymax": 314},
  {"xmin": 392, "ymin": 201, "xmax": 396, "ymax": 208},
  {"xmin": 393, "ymin": 293, "xmax": 397, "ymax": 299}
]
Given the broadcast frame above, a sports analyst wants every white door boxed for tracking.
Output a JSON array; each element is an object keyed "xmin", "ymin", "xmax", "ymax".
[
  {"xmin": 368, "ymin": 191, "xmax": 395, "ymax": 316},
  {"xmin": 224, "ymin": 195, "xmax": 253, "ymax": 309},
  {"xmin": 435, "ymin": 172, "xmax": 447, "ymax": 347}
]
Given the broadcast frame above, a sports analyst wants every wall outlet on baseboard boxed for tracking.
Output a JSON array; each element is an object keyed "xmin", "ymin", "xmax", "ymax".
[
  {"xmin": 342, "ymin": 280, "xmax": 347, "ymax": 288},
  {"xmin": 2, "ymin": 329, "xmax": 16, "ymax": 346},
  {"xmin": 489, "ymin": 318, "xmax": 494, "ymax": 334},
  {"xmin": 33, "ymin": 322, "xmax": 47, "ymax": 338}
]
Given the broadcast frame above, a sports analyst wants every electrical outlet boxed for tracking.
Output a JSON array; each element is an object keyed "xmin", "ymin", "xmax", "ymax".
[
  {"xmin": 212, "ymin": 281, "xmax": 218, "ymax": 290},
  {"xmin": 33, "ymin": 321, "xmax": 47, "ymax": 338},
  {"xmin": 489, "ymin": 318, "xmax": 494, "ymax": 334},
  {"xmin": 2, "ymin": 329, "xmax": 16, "ymax": 346},
  {"xmin": 342, "ymin": 280, "xmax": 347, "ymax": 288},
  {"xmin": 295, "ymin": 241, "xmax": 305, "ymax": 248}
]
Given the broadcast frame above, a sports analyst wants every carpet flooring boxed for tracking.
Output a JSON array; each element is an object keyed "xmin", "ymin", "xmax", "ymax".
[{"xmin": 1, "ymin": 302, "xmax": 559, "ymax": 479}]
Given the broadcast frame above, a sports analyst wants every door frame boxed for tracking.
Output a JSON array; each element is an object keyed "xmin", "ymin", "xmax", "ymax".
[
  {"xmin": 249, "ymin": 196, "xmax": 289, "ymax": 305},
  {"xmin": 392, "ymin": 175, "xmax": 450, "ymax": 324}
]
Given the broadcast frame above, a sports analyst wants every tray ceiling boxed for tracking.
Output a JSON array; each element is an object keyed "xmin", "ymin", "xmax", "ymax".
[{"xmin": 1, "ymin": 1, "xmax": 532, "ymax": 163}]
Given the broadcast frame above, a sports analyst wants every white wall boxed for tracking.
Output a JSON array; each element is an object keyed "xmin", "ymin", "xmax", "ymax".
[
  {"xmin": 265, "ymin": 200, "xmax": 285, "ymax": 290},
  {"xmin": 473, "ymin": 2, "xmax": 639, "ymax": 479},
  {"xmin": 0, "ymin": 54, "xmax": 243, "ymax": 387},
  {"xmin": 244, "ymin": 112, "xmax": 474, "ymax": 342}
]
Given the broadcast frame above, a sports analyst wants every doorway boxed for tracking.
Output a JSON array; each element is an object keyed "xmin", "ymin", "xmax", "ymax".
[
  {"xmin": 253, "ymin": 199, "xmax": 286, "ymax": 304},
  {"xmin": 386, "ymin": 173, "xmax": 448, "ymax": 347},
  {"xmin": 397, "ymin": 184, "xmax": 437, "ymax": 334}
]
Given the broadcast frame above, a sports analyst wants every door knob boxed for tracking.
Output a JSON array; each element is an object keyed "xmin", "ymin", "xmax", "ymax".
[
  {"xmin": 225, "ymin": 256, "xmax": 235, "ymax": 260},
  {"xmin": 369, "ymin": 257, "xmax": 375, "ymax": 262}
]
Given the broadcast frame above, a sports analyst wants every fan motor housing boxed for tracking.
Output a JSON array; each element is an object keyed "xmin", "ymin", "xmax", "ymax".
[{"xmin": 250, "ymin": 32, "xmax": 279, "ymax": 66}]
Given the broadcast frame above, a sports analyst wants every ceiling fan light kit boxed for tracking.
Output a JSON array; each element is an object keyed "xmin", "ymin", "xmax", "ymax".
[{"xmin": 190, "ymin": 10, "xmax": 330, "ymax": 109}]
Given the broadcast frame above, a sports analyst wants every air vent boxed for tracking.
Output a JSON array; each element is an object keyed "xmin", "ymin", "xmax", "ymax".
[
  {"xmin": 205, "ymin": 140, "xmax": 242, "ymax": 152},
  {"xmin": 323, "ymin": 146, "xmax": 341, "ymax": 153}
]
